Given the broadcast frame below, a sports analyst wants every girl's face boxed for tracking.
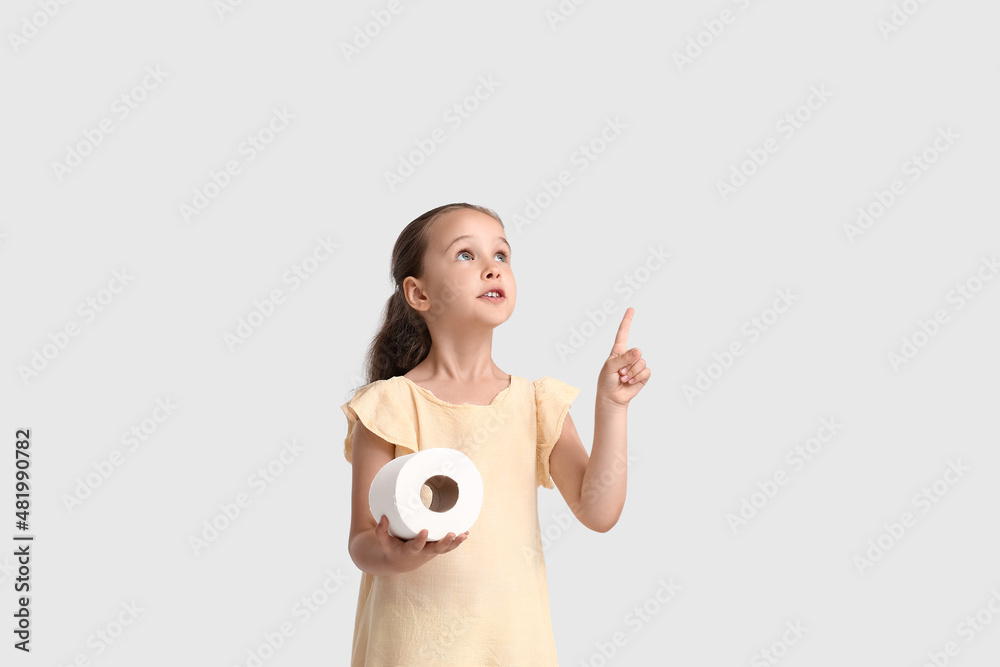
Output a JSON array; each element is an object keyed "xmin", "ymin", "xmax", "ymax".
[{"xmin": 405, "ymin": 209, "xmax": 516, "ymax": 327}]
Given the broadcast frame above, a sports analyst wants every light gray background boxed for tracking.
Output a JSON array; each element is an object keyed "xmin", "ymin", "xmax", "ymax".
[{"xmin": 2, "ymin": 1, "xmax": 999, "ymax": 665}]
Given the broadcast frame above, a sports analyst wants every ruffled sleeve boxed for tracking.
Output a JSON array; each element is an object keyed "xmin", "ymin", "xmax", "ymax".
[
  {"xmin": 533, "ymin": 377, "xmax": 580, "ymax": 489},
  {"xmin": 340, "ymin": 378, "xmax": 419, "ymax": 464}
]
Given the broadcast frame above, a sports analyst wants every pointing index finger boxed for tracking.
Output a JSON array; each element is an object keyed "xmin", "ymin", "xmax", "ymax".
[{"xmin": 613, "ymin": 307, "xmax": 633, "ymax": 352}]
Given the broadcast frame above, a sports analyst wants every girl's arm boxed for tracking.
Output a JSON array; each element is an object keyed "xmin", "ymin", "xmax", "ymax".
[
  {"xmin": 549, "ymin": 307, "xmax": 649, "ymax": 533},
  {"xmin": 548, "ymin": 404, "xmax": 629, "ymax": 533},
  {"xmin": 349, "ymin": 422, "xmax": 469, "ymax": 574},
  {"xmin": 348, "ymin": 423, "xmax": 402, "ymax": 575}
]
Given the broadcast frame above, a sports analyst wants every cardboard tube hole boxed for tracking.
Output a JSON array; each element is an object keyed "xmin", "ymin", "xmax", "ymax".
[{"xmin": 420, "ymin": 475, "xmax": 459, "ymax": 512}]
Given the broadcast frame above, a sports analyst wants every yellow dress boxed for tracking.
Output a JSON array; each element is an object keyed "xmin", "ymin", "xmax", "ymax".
[{"xmin": 340, "ymin": 374, "xmax": 579, "ymax": 666}]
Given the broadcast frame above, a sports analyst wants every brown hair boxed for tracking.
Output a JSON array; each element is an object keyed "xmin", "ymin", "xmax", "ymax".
[{"xmin": 360, "ymin": 202, "xmax": 505, "ymax": 385}]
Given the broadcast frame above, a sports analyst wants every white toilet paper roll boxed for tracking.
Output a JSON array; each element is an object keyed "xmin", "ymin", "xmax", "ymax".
[{"xmin": 369, "ymin": 448, "xmax": 484, "ymax": 542}]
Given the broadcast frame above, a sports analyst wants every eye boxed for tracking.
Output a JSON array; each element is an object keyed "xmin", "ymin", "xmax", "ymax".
[{"xmin": 456, "ymin": 249, "xmax": 510, "ymax": 262}]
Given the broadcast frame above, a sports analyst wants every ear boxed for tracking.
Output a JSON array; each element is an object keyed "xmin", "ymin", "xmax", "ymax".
[{"xmin": 402, "ymin": 276, "xmax": 429, "ymax": 312}]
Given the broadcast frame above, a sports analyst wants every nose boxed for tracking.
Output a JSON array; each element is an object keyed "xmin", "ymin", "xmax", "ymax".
[{"xmin": 484, "ymin": 260, "xmax": 504, "ymax": 279}]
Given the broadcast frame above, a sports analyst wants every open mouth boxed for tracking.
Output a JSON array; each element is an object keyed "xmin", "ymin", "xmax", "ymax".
[{"xmin": 479, "ymin": 289, "xmax": 505, "ymax": 301}]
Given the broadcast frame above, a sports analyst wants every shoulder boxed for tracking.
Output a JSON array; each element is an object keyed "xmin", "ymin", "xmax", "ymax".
[
  {"xmin": 342, "ymin": 376, "xmax": 411, "ymax": 410},
  {"xmin": 530, "ymin": 376, "xmax": 580, "ymax": 401},
  {"xmin": 340, "ymin": 376, "xmax": 420, "ymax": 459}
]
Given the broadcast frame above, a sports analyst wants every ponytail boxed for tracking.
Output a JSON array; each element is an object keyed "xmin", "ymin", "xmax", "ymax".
[{"xmin": 363, "ymin": 287, "xmax": 431, "ymax": 384}]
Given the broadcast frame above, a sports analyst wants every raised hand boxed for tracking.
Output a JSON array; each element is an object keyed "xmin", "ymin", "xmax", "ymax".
[{"xmin": 597, "ymin": 307, "xmax": 651, "ymax": 408}]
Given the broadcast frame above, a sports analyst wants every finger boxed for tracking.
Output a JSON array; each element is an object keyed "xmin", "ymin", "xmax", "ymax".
[
  {"xmin": 631, "ymin": 367, "xmax": 652, "ymax": 385},
  {"xmin": 380, "ymin": 516, "xmax": 406, "ymax": 550},
  {"xmin": 432, "ymin": 533, "xmax": 457, "ymax": 553},
  {"xmin": 408, "ymin": 529, "xmax": 429, "ymax": 552},
  {"xmin": 617, "ymin": 347, "xmax": 642, "ymax": 371},
  {"xmin": 621, "ymin": 359, "xmax": 646, "ymax": 383},
  {"xmin": 611, "ymin": 308, "xmax": 633, "ymax": 356},
  {"xmin": 374, "ymin": 516, "xmax": 391, "ymax": 550},
  {"xmin": 443, "ymin": 534, "xmax": 466, "ymax": 552}
]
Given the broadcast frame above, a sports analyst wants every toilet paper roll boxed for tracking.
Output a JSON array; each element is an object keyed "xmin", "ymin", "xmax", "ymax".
[{"xmin": 369, "ymin": 448, "xmax": 484, "ymax": 542}]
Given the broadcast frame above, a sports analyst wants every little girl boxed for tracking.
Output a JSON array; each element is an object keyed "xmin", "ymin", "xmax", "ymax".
[{"xmin": 340, "ymin": 202, "xmax": 650, "ymax": 666}]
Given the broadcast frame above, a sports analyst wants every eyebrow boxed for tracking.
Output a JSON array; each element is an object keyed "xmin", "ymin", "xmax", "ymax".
[{"xmin": 444, "ymin": 235, "xmax": 511, "ymax": 254}]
